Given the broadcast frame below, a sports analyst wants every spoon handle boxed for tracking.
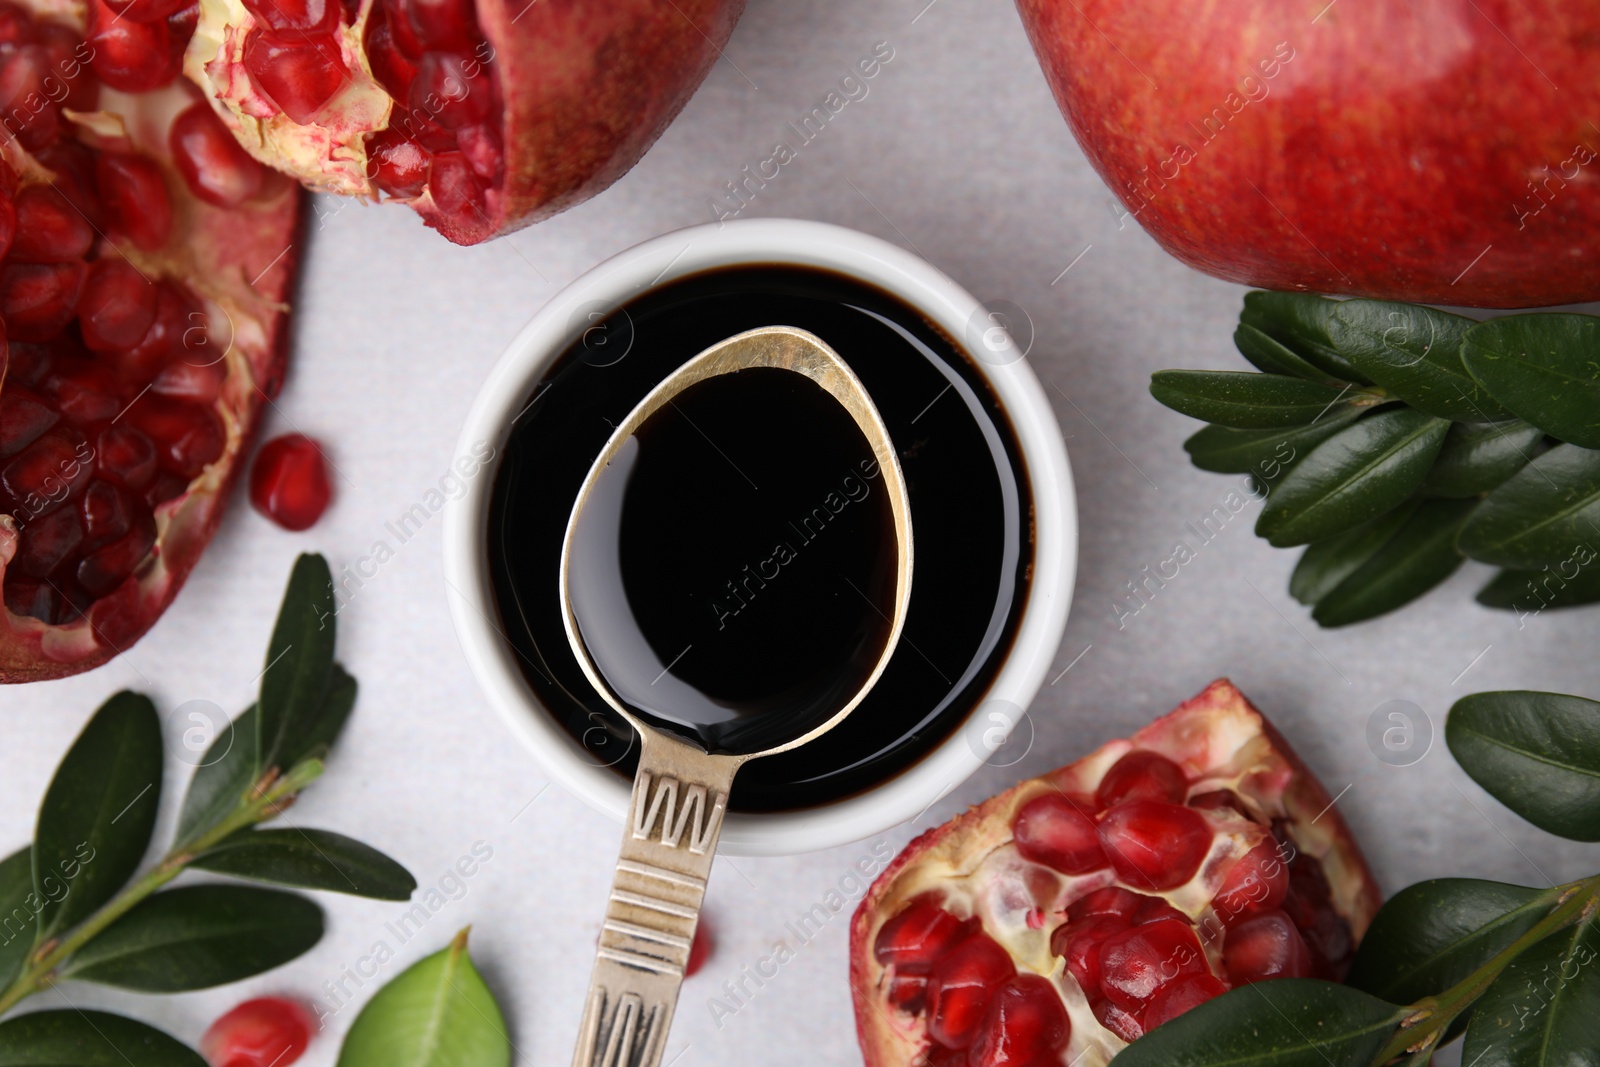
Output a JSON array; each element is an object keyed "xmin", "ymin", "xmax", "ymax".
[{"xmin": 573, "ymin": 731, "xmax": 743, "ymax": 1067}]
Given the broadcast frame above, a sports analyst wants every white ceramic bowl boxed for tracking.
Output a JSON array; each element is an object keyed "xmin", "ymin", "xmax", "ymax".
[{"xmin": 444, "ymin": 218, "xmax": 1076, "ymax": 855}]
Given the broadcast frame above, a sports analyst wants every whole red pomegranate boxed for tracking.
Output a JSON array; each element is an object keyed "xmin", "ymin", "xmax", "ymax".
[
  {"xmin": 850, "ymin": 680, "xmax": 1380, "ymax": 1067},
  {"xmin": 184, "ymin": 0, "xmax": 746, "ymax": 244},
  {"xmin": 0, "ymin": 0, "xmax": 300, "ymax": 682},
  {"xmin": 1015, "ymin": 0, "xmax": 1600, "ymax": 308}
]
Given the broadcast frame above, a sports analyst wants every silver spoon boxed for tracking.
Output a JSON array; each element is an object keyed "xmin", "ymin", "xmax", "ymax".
[{"xmin": 561, "ymin": 325, "xmax": 913, "ymax": 1067}]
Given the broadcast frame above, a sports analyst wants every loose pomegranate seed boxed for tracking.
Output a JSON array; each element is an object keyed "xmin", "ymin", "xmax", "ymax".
[
  {"xmin": 427, "ymin": 151, "xmax": 481, "ymax": 220},
  {"xmin": 967, "ymin": 974, "xmax": 1070, "ymax": 1067},
  {"xmin": 170, "ymin": 104, "xmax": 267, "ymax": 208},
  {"xmin": 1091, "ymin": 997, "xmax": 1143, "ymax": 1043},
  {"xmin": 1144, "ymin": 973, "xmax": 1227, "ymax": 1031},
  {"xmin": 13, "ymin": 503, "xmax": 83, "ymax": 576},
  {"xmin": 77, "ymin": 510, "xmax": 155, "ymax": 596},
  {"xmin": 363, "ymin": 14, "xmax": 417, "ymax": 99},
  {"xmin": 241, "ymin": 0, "xmax": 339, "ymax": 34},
  {"xmin": 96, "ymin": 152, "xmax": 174, "ymax": 251},
  {"xmin": 1098, "ymin": 917, "xmax": 1209, "ymax": 1012},
  {"xmin": 367, "ymin": 127, "xmax": 429, "ymax": 198},
  {"xmin": 200, "ymin": 997, "xmax": 312, "ymax": 1067},
  {"xmin": 248, "ymin": 434, "xmax": 330, "ymax": 531},
  {"xmin": 404, "ymin": 0, "xmax": 476, "ymax": 52},
  {"xmin": 87, "ymin": 0, "xmax": 180, "ymax": 92},
  {"xmin": 1096, "ymin": 750, "xmax": 1189, "ymax": 808},
  {"xmin": 411, "ymin": 51, "xmax": 491, "ymax": 129},
  {"xmin": 127, "ymin": 396, "xmax": 224, "ymax": 478},
  {"xmin": 2, "ymin": 427, "xmax": 94, "ymax": 516},
  {"xmin": 1223, "ymin": 909, "xmax": 1313, "ymax": 985},
  {"xmin": 0, "ymin": 261, "xmax": 85, "ymax": 341},
  {"xmin": 243, "ymin": 32, "xmax": 349, "ymax": 126},
  {"xmin": 0, "ymin": 385, "xmax": 58, "ymax": 458},
  {"xmin": 97, "ymin": 425, "xmax": 158, "ymax": 490},
  {"xmin": 78, "ymin": 260, "xmax": 159, "ymax": 352},
  {"xmin": 46, "ymin": 358, "xmax": 124, "ymax": 423},
  {"xmin": 1097, "ymin": 800, "xmax": 1214, "ymax": 891},
  {"xmin": 926, "ymin": 934, "xmax": 1016, "ymax": 1050},
  {"xmin": 455, "ymin": 123, "xmax": 502, "ymax": 183},
  {"xmin": 1012, "ymin": 793, "xmax": 1106, "ymax": 874},
  {"xmin": 11, "ymin": 186, "xmax": 94, "ymax": 263},
  {"xmin": 1213, "ymin": 839, "xmax": 1290, "ymax": 925},
  {"xmin": 35, "ymin": 22, "xmax": 100, "ymax": 111},
  {"xmin": 103, "ymin": 0, "xmax": 189, "ymax": 23},
  {"xmin": 874, "ymin": 901, "xmax": 971, "ymax": 975},
  {"xmin": 685, "ymin": 920, "xmax": 713, "ymax": 978}
]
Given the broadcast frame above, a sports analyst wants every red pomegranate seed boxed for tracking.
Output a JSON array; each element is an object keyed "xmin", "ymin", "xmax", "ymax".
[
  {"xmin": 170, "ymin": 104, "xmax": 267, "ymax": 208},
  {"xmin": 685, "ymin": 921, "xmax": 713, "ymax": 978},
  {"xmin": 151, "ymin": 357, "xmax": 225, "ymax": 403},
  {"xmin": 367, "ymin": 127, "xmax": 428, "ymax": 198},
  {"xmin": 35, "ymin": 141, "xmax": 105, "ymax": 228},
  {"xmin": 1223, "ymin": 909, "xmax": 1313, "ymax": 985},
  {"xmin": 1066, "ymin": 887, "xmax": 1144, "ymax": 925},
  {"xmin": 103, "ymin": 0, "xmax": 189, "ymax": 23},
  {"xmin": 200, "ymin": 998, "xmax": 312, "ymax": 1067},
  {"xmin": 97, "ymin": 425, "xmax": 158, "ymax": 490},
  {"xmin": 0, "ymin": 385, "xmax": 58, "ymax": 458},
  {"xmin": 1097, "ymin": 800, "xmax": 1214, "ymax": 891},
  {"xmin": 380, "ymin": 0, "xmax": 422, "ymax": 56},
  {"xmin": 1189, "ymin": 789, "xmax": 1255, "ymax": 820},
  {"xmin": 1282, "ymin": 861, "xmax": 1353, "ymax": 977},
  {"xmin": 35, "ymin": 22, "xmax": 100, "ymax": 111},
  {"xmin": 410, "ymin": 51, "xmax": 490, "ymax": 129},
  {"xmin": 248, "ymin": 434, "xmax": 330, "ymax": 530},
  {"xmin": 87, "ymin": 0, "xmax": 179, "ymax": 92},
  {"xmin": 80, "ymin": 479, "xmax": 131, "ymax": 551},
  {"xmin": 144, "ymin": 469, "xmax": 186, "ymax": 508},
  {"xmin": 3, "ymin": 575, "xmax": 59, "ymax": 622},
  {"xmin": 968, "ymin": 974, "xmax": 1070, "ymax": 1067},
  {"xmin": 926, "ymin": 934, "xmax": 1015, "ymax": 1051},
  {"xmin": 1013, "ymin": 794, "xmax": 1107, "ymax": 875},
  {"xmin": 166, "ymin": 4, "xmax": 197, "ymax": 68},
  {"xmin": 1214, "ymin": 840, "xmax": 1290, "ymax": 925},
  {"xmin": 0, "ymin": 45, "xmax": 59, "ymax": 151},
  {"xmin": 1096, "ymin": 750, "xmax": 1189, "ymax": 808},
  {"xmin": 77, "ymin": 510, "xmax": 154, "ymax": 596},
  {"xmin": 114, "ymin": 282, "xmax": 203, "ymax": 385},
  {"xmin": 2, "ymin": 427, "xmax": 93, "ymax": 515},
  {"xmin": 427, "ymin": 151, "xmax": 481, "ymax": 217},
  {"xmin": 46, "ymin": 358, "xmax": 124, "ymax": 423},
  {"xmin": 1091, "ymin": 997, "xmax": 1144, "ymax": 1043},
  {"xmin": 1144, "ymin": 973, "xmax": 1227, "ymax": 1031},
  {"xmin": 1098, "ymin": 917, "xmax": 1209, "ymax": 1012},
  {"xmin": 0, "ymin": 193, "xmax": 15, "ymax": 263},
  {"xmin": 11, "ymin": 185, "xmax": 94, "ymax": 263},
  {"xmin": 403, "ymin": 0, "xmax": 476, "ymax": 52},
  {"xmin": 242, "ymin": 0, "xmax": 339, "ymax": 34},
  {"xmin": 79, "ymin": 260, "xmax": 159, "ymax": 352},
  {"xmin": 874, "ymin": 902, "xmax": 970, "ymax": 976},
  {"xmin": 455, "ymin": 123, "xmax": 501, "ymax": 182},
  {"xmin": 8, "ymin": 341, "xmax": 51, "ymax": 387},
  {"xmin": 886, "ymin": 973, "xmax": 927, "ymax": 1014},
  {"xmin": 243, "ymin": 32, "xmax": 348, "ymax": 126},
  {"xmin": 364, "ymin": 13, "xmax": 416, "ymax": 99},
  {"xmin": 1054, "ymin": 914, "xmax": 1124, "ymax": 995},
  {"xmin": 96, "ymin": 152, "xmax": 174, "ymax": 251},
  {"xmin": 0, "ymin": 261, "xmax": 85, "ymax": 341},
  {"xmin": 0, "ymin": 1, "xmax": 34, "ymax": 44},
  {"xmin": 12, "ymin": 503, "xmax": 83, "ymax": 576},
  {"xmin": 127, "ymin": 396, "xmax": 224, "ymax": 478}
]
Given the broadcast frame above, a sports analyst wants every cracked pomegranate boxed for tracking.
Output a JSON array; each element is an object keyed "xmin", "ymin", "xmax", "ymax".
[
  {"xmin": 850, "ymin": 680, "xmax": 1381, "ymax": 1067},
  {"xmin": 184, "ymin": 0, "xmax": 747, "ymax": 244},
  {"xmin": 0, "ymin": 0, "xmax": 300, "ymax": 682},
  {"xmin": 249, "ymin": 432, "xmax": 330, "ymax": 531}
]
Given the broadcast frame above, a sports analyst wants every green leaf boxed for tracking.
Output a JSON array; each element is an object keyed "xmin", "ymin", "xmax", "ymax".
[
  {"xmin": 177, "ymin": 705, "xmax": 258, "ymax": 845},
  {"xmin": 1462, "ymin": 916, "xmax": 1600, "ymax": 1067},
  {"xmin": 289, "ymin": 662, "xmax": 357, "ymax": 766},
  {"xmin": 338, "ymin": 928, "xmax": 509, "ymax": 1067},
  {"xmin": 1329, "ymin": 300, "xmax": 1511, "ymax": 421},
  {"xmin": 1241, "ymin": 290, "xmax": 1370, "ymax": 383},
  {"xmin": 1150, "ymin": 371, "xmax": 1365, "ymax": 429},
  {"xmin": 258, "ymin": 553, "xmax": 337, "ymax": 775},
  {"xmin": 1346, "ymin": 878, "xmax": 1550, "ymax": 1004},
  {"xmin": 1447, "ymin": 691, "xmax": 1600, "ymax": 841},
  {"xmin": 0, "ymin": 1010, "xmax": 205, "ymax": 1066},
  {"xmin": 1312, "ymin": 499, "xmax": 1475, "ymax": 626},
  {"xmin": 1114, "ymin": 979, "xmax": 1401, "ymax": 1067},
  {"xmin": 34, "ymin": 691, "xmax": 162, "ymax": 939},
  {"xmin": 1256, "ymin": 409, "xmax": 1451, "ymax": 547},
  {"xmin": 192, "ymin": 828, "xmax": 415, "ymax": 900},
  {"xmin": 1182, "ymin": 407, "xmax": 1365, "ymax": 475},
  {"xmin": 61, "ymin": 884, "xmax": 323, "ymax": 991},
  {"xmin": 1462, "ymin": 313, "xmax": 1600, "ymax": 448},
  {"xmin": 1234, "ymin": 323, "xmax": 1342, "ymax": 382},
  {"xmin": 0, "ymin": 847, "xmax": 35, "ymax": 990},
  {"xmin": 1424, "ymin": 420, "xmax": 1546, "ymax": 498},
  {"xmin": 1478, "ymin": 563, "xmax": 1600, "ymax": 614},
  {"xmin": 1290, "ymin": 502, "xmax": 1420, "ymax": 605},
  {"xmin": 1457, "ymin": 444, "xmax": 1600, "ymax": 568}
]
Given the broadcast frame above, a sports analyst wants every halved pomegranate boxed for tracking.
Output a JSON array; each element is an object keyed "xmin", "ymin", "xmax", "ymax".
[
  {"xmin": 184, "ymin": 0, "xmax": 746, "ymax": 244},
  {"xmin": 0, "ymin": 0, "xmax": 300, "ymax": 682},
  {"xmin": 850, "ymin": 680, "xmax": 1381, "ymax": 1067}
]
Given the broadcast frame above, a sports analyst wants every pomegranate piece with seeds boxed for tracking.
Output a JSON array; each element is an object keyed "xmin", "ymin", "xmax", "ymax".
[
  {"xmin": 185, "ymin": 0, "xmax": 747, "ymax": 244},
  {"xmin": 249, "ymin": 433, "xmax": 331, "ymax": 531},
  {"xmin": 200, "ymin": 997, "xmax": 312, "ymax": 1067},
  {"xmin": 0, "ymin": 0, "xmax": 301, "ymax": 682},
  {"xmin": 850, "ymin": 680, "xmax": 1382, "ymax": 1067}
]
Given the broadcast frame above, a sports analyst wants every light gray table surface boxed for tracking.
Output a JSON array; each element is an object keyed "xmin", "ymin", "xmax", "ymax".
[{"xmin": 4, "ymin": 0, "xmax": 1595, "ymax": 1063}]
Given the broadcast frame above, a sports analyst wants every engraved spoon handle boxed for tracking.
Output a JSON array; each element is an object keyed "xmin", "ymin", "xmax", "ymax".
[{"xmin": 573, "ymin": 730, "xmax": 744, "ymax": 1067}]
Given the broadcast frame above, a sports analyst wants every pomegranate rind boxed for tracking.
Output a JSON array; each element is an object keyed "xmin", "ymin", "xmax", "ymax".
[
  {"xmin": 0, "ymin": 76, "xmax": 302, "ymax": 683},
  {"xmin": 849, "ymin": 679, "xmax": 1381, "ymax": 1067}
]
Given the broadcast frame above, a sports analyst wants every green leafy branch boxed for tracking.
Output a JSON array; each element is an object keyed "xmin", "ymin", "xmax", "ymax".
[
  {"xmin": 0, "ymin": 554, "xmax": 416, "ymax": 1065},
  {"xmin": 1151, "ymin": 292, "xmax": 1600, "ymax": 626},
  {"xmin": 1116, "ymin": 689, "xmax": 1600, "ymax": 1067}
]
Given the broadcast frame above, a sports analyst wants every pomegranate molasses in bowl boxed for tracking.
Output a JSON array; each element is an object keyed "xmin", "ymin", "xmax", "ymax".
[{"xmin": 444, "ymin": 219, "xmax": 1077, "ymax": 855}]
